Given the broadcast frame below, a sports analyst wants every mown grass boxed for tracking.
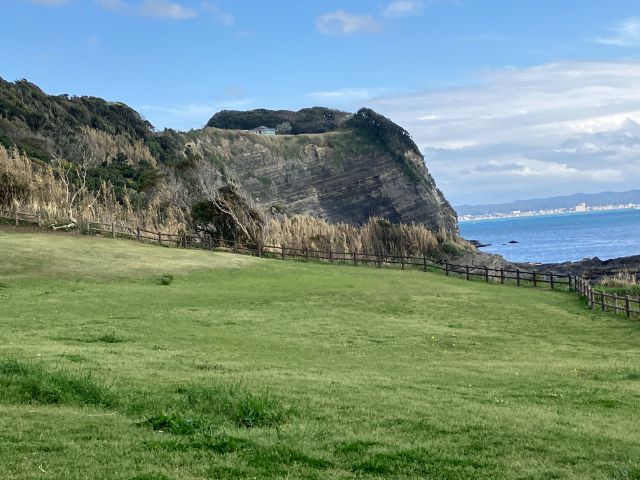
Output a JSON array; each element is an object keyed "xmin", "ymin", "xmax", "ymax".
[{"xmin": 0, "ymin": 228, "xmax": 639, "ymax": 479}]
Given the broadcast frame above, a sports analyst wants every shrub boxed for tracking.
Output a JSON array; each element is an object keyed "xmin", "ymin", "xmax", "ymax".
[{"xmin": 159, "ymin": 274, "xmax": 174, "ymax": 286}]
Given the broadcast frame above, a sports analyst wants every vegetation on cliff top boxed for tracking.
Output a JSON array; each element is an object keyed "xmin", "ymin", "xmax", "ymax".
[{"xmin": 206, "ymin": 106, "xmax": 351, "ymax": 134}]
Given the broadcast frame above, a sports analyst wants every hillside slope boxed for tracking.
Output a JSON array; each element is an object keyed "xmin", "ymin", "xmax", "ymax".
[
  {"xmin": 0, "ymin": 78, "xmax": 457, "ymax": 234},
  {"xmin": 1, "ymin": 230, "xmax": 638, "ymax": 479}
]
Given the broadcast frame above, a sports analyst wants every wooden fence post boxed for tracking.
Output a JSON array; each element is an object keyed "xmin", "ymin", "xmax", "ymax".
[
  {"xmin": 516, "ymin": 269, "xmax": 521, "ymax": 287},
  {"xmin": 589, "ymin": 287, "xmax": 595, "ymax": 310},
  {"xmin": 613, "ymin": 293, "xmax": 619, "ymax": 314},
  {"xmin": 568, "ymin": 275, "xmax": 572, "ymax": 291},
  {"xmin": 500, "ymin": 268, "xmax": 504, "ymax": 285},
  {"xmin": 401, "ymin": 255, "xmax": 405, "ymax": 270},
  {"xmin": 305, "ymin": 247, "xmax": 309, "ymax": 262},
  {"xmin": 465, "ymin": 265, "xmax": 470, "ymax": 281},
  {"xmin": 111, "ymin": 222, "xmax": 116, "ymax": 239},
  {"xmin": 257, "ymin": 242, "xmax": 262, "ymax": 257},
  {"xmin": 532, "ymin": 271, "xmax": 537, "ymax": 288},
  {"xmin": 423, "ymin": 255, "xmax": 427, "ymax": 273},
  {"xmin": 233, "ymin": 240, "xmax": 238, "ymax": 254},
  {"xmin": 377, "ymin": 253, "xmax": 382, "ymax": 268},
  {"xmin": 445, "ymin": 261, "xmax": 449, "ymax": 276},
  {"xmin": 353, "ymin": 251, "xmax": 358, "ymax": 266},
  {"xmin": 14, "ymin": 210, "xmax": 18, "ymax": 226},
  {"xmin": 157, "ymin": 232, "xmax": 162, "ymax": 245},
  {"xmin": 550, "ymin": 273, "xmax": 554, "ymax": 290},
  {"xmin": 625, "ymin": 295, "xmax": 631, "ymax": 318},
  {"xmin": 329, "ymin": 248, "xmax": 333, "ymax": 263},
  {"xmin": 586, "ymin": 285, "xmax": 590, "ymax": 307},
  {"xmin": 484, "ymin": 266, "xmax": 489, "ymax": 283},
  {"xmin": 136, "ymin": 227, "xmax": 141, "ymax": 241},
  {"xmin": 281, "ymin": 245, "xmax": 285, "ymax": 260},
  {"xmin": 208, "ymin": 236, "xmax": 213, "ymax": 251},
  {"xmin": 37, "ymin": 212, "xmax": 42, "ymax": 227}
]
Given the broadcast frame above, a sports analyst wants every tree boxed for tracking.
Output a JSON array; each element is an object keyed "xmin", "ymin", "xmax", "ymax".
[{"xmin": 275, "ymin": 122, "xmax": 292, "ymax": 135}]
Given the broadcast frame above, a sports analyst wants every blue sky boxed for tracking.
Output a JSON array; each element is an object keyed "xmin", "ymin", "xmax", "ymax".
[{"xmin": 5, "ymin": 0, "xmax": 640, "ymax": 205}]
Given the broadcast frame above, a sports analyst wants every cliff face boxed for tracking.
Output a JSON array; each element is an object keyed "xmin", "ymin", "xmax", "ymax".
[
  {"xmin": 182, "ymin": 127, "xmax": 457, "ymax": 233},
  {"xmin": 0, "ymin": 78, "xmax": 458, "ymax": 235}
]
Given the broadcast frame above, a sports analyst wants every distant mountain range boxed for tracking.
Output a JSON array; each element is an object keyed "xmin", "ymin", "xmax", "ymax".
[{"xmin": 455, "ymin": 190, "xmax": 640, "ymax": 216}]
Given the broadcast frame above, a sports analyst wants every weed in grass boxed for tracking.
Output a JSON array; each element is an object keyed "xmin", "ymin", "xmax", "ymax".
[
  {"xmin": 129, "ymin": 474, "xmax": 172, "ymax": 480},
  {"xmin": 351, "ymin": 448, "xmax": 486, "ymax": 476},
  {"xmin": 96, "ymin": 331, "xmax": 125, "ymax": 343},
  {"xmin": 60, "ymin": 353, "xmax": 86, "ymax": 363},
  {"xmin": 335, "ymin": 440, "xmax": 379, "ymax": 455},
  {"xmin": 141, "ymin": 414, "xmax": 199, "ymax": 435},
  {"xmin": 159, "ymin": 274, "xmax": 174, "ymax": 286},
  {"xmin": 245, "ymin": 444, "xmax": 333, "ymax": 472},
  {"xmin": 622, "ymin": 369, "xmax": 640, "ymax": 381},
  {"xmin": 193, "ymin": 362, "xmax": 228, "ymax": 373},
  {"xmin": 0, "ymin": 359, "xmax": 114, "ymax": 406},
  {"xmin": 201, "ymin": 433, "xmax": 254, "ymax": 454},
  {"xmin": 178, "ymin": 383, "xmax": 291, "ymax": 429}
]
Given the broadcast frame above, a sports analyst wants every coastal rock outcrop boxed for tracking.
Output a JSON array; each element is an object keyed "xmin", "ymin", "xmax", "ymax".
[{"xmin": 0, "ymin": 78, "xmax": 459, "ymax": 236}]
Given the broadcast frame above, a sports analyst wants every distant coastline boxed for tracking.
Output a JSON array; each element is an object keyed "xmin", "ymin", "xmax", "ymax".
[
  {"xmin": 459, "ymin": 208, "xmax": 640, "ymax": 264},
  {"xmin": 458, "ymin": 203, "xmax": 639, "ymax": 222}
]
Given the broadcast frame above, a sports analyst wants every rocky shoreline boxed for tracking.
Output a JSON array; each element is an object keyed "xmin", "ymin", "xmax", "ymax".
[
  {"xmin": 460, "ymin": 242, "xmax": 638, "ymax": 281},
  {"xmin": 527, "ymin": 255, "xmax": 640, "ymax": 281}
]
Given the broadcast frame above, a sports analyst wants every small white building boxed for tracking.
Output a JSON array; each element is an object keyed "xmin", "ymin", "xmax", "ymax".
[{"xmin": 251, "ymin": 126, "xmax": 276, "ymax": 136}]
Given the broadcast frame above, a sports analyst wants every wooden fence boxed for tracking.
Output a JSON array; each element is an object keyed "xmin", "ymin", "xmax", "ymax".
[{"xmin": 2, "ymin": 208, "xmax": 639, "ymax": 319}]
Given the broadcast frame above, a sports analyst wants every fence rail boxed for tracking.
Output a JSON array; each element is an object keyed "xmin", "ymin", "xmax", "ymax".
[{"xmin": 2, "ymin": 208, "xmax": 638, "ymax": 319}]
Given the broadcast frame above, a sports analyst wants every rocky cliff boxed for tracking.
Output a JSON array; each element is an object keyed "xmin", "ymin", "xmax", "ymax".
[{"xmin": 0, "ymin": 78, "xmax": 458, "ymax": 235}]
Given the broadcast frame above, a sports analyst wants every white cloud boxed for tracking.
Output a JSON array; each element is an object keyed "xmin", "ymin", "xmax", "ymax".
[
  {"xmin": 366, "ymin": 61, "xmax": 640, "ymax": 204},
  {"xmin": 31, "ymin": 0, "xmax": 68, "ymax": 5},
  {"xmin": 595, "ymin": 18, "xmax": 640, "ymax": 47},
  {"xmin": 201, "ymin": 1, "xmax": 235, "ymax": 27},
  {"xmin": 316, "ymin": 10, "xmax": 382, "ymax": 36},
  {"xmin": 138, "ymin": 98, "xmax": 253, "ymax": 131},
  {"xmin": 383, "ymin": 1, "xmax": 424, "ymax": 18},
  {"xmin": 95, "ymin": 0, "xmax": 197, "ymax": 20},
  {"xmin": 307, "ymin": 87, "xmax": 385, "ymax": 104},
  {"xmin": 140, "ymin": 0, "xmax": 197, "ymax": 20}
]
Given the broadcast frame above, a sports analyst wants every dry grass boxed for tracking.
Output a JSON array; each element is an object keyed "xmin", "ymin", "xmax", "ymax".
[
  {"xmin": 266, "ymin": 214, "xmax": 469, "ymax": 258},
  {"xmin": 1, "ymin": 146, "xmax": 470, "ymax": 259},
  {"xmin": 0, "ymin": 145, "xmax": 185, "ymax": 234},
  {"xmin": 598, "ymin": 269, "xmax": 638, "ymax": 289}
]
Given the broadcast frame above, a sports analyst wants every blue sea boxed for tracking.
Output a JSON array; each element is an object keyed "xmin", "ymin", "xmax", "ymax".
[{"xmin": 459, "ymin": 209, "xmax": 640, "ymax": 264}]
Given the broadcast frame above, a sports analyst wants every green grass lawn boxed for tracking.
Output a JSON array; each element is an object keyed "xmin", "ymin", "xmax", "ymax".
[{"xmin": 1, "ymin": 228, "xmax": 639, "ymax": 480}]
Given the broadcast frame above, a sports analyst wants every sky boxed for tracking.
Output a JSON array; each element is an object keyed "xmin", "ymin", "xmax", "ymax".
[{"xmin": 4, "ymin": 0, "xmax": 640, "ymax": 205}]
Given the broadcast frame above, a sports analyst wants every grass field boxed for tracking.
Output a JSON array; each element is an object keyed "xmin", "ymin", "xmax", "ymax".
[{"xmin": 1, "ymin": 227, "xmax": 639, "ymax": 479}]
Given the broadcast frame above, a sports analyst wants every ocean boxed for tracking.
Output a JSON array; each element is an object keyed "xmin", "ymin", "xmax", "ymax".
[{"xmin": 458, "ymin": 209, "xmax": 640, "ymax": 264}]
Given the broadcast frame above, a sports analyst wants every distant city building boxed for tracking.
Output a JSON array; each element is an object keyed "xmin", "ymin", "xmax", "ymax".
[
  {"xmin": 250, "ymin": 126, "xmax": 276, "ymax": 136},
  {"xmin": 575, "ymin": 202, "xmax": 587, "ymax": 212}
]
